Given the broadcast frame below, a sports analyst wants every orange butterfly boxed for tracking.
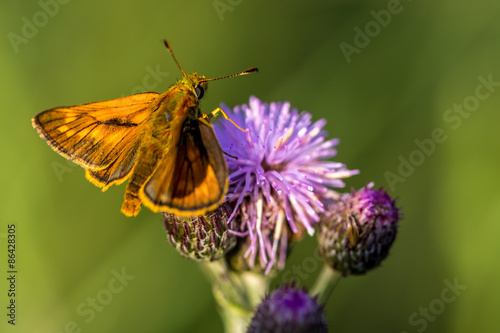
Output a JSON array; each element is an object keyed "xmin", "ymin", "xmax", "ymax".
[{"xmin": 32, "ymin": 40, "xmax": 257, "ymax": 217}]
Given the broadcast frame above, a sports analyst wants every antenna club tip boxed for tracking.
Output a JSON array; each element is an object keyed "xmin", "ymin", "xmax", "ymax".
[
  {"xmin": 245, "ymin": 67, "xmax": 258, "ymax": 74},
  {"xmin": 163, "ymin": 39, "xmax": 171, "ymax": 50}
]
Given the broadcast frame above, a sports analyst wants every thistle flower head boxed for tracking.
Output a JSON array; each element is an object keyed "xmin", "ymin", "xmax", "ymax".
[
  {"xmin": 163, "ymin": 203, "xmax": 236, "ymax": 261},
  {"xmin": 317, "ymin": 183, "xmax": 400, "ymax": 275},
  {"xmin": 213, "ymin": 96, "xmax": 358, "ymax": 273},
  {"xmin": 247, "ymin": 284, "xmax": 327, "ymax": 333}
]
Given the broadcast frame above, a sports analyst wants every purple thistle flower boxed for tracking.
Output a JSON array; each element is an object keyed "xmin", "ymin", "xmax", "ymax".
[
  {"xmin": 247, "ymin": 284, "xmax": 327, "ymax": 333},
  {"xmin": 213, "ymin": 96, "xmax": 358, "ymax": 273}
]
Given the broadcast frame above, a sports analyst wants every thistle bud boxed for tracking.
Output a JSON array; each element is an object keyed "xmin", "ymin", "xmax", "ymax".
[
  {"xmin": 317, "ymin": 184, "xmax": 400, "ymax": 276},
  {"xmin": 163, "ymin": 203, "xmax": 237, "ymax": 261},
  {"xmin": 247, "ymin": 284, "xmax": 327, "ymax": 333}
]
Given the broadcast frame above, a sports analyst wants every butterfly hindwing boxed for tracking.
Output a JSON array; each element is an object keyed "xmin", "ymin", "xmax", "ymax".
[{"xmin": 85, "ymin": 138, "xmax": 142, "ymax": 190}]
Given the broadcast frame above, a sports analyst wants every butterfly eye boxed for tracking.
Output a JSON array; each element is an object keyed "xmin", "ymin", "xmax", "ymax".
[{"xmin": 195, "ymin": 85, "xmax": 204, "ymax": 100}]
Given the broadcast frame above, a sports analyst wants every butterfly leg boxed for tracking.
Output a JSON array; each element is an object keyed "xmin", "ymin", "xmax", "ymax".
[
  {"xmin": 121, "ymin": 144, "xmax": 163, "ymax": 216},
  {"xmin": 206, "ymin": 108, "xmax": 245, "ymax": 132}
]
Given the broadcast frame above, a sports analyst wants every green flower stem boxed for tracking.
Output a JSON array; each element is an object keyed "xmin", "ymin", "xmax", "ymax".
[
  {"xmin": 310, "ymin": 264, "xmax": 343, "ymax": 304},
  {"xmin": 201, "ymin": 260, "xmax": 270, "ymax": 333}
]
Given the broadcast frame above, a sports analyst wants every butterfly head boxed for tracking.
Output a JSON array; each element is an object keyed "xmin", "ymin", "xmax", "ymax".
[{"xmin": 182, "ymin": 73, "xmax": 209, "ymax": 101}]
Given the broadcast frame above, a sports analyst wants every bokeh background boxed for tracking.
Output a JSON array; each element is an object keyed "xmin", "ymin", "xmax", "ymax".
[{"xmin": 1, "ymin": 1, "xmax": 499, "ymax": 332}]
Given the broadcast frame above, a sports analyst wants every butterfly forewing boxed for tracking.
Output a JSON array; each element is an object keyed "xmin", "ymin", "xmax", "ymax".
[
  {"xmin": 198, "ymin": 118, "xmax": 229, "ymax": 200},
  {"xmin": 32, "ymin": 93, "xmax": 159, "ymax": 173},
  {"xmin": 140, "ymin": 117, "xmax": 228, "ymax": 216}
]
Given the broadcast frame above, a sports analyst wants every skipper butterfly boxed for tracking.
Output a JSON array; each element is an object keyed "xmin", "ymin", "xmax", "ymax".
[{"xmin": 32, "ymin": 40, "xmax": 257, "ymax": 217}]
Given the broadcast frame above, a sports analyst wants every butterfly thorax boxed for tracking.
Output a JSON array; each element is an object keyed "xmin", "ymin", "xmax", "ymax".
[{"xmin": 147, "ymin": 73, "xmax": 208, "ymax": 150}]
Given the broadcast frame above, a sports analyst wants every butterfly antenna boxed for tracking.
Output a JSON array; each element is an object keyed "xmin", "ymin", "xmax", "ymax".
[
  {"xmin": 200, "ymin": 67, "xmax": 258, "ymax": 83},
  {"xmin": 163, "ymin": 39, "xmax": 187, "ymax": 77}
]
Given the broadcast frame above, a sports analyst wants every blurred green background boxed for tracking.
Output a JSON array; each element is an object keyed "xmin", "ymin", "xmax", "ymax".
[{"xmin": 1, "ymin": 1, "xmax": 499, "ymax": 332}]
